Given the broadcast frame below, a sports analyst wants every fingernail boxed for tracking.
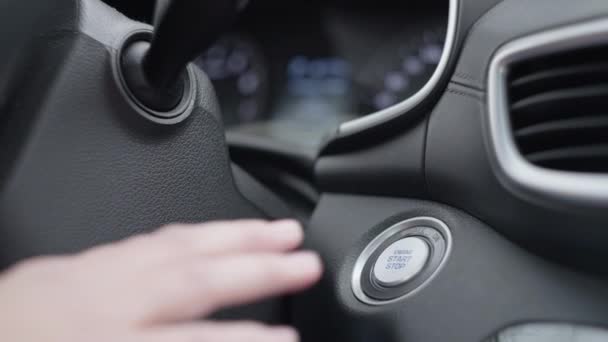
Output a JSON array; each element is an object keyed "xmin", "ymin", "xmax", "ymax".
[
  {"xmin": 272, "ymin": 326, "xmax": 299, "ymax": 341},
  {"xmin": 270, "ymin": 220, "xmax": 303, "ymax": 240},
  {"xmin": 287, "ymin": 251, "xmax": 323, "ymax": 273},
  {"xmin": 271, "ymin": 219, "xmax": 301, "ymax": 229}
]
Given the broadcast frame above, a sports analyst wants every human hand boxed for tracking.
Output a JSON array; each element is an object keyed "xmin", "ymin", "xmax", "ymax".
[{"xmin": 0, "ymin": 220, "xmax": 321, "ymax": 342}]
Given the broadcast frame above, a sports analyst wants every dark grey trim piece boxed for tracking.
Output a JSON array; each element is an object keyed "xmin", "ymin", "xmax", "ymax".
[
  {"xmin": 487, "ymin": 18, "xmax": 608, "ymax": 207},
  {"xmin": 337, "ymin": 0, "xmax": 459, "ymax": 137},
  {"xmin": 230, "ymin": 164, "xmax": 294, "ymax": 220}
]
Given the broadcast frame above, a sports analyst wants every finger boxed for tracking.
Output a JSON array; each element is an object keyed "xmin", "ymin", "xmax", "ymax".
[
  {"xmin": 145, "ymin": 251, "xmax": 322, "ymax": 323},
  {"xmin": 136, "ymin": 322, "xmax": 298, "ymax": 342},
  {"xmin": 156, "ymin": 219, "xmax": 304, "ymax": 256},
  {"xmin": 109, "ymin": 219, "xmax": 304, "ymax": 265}
]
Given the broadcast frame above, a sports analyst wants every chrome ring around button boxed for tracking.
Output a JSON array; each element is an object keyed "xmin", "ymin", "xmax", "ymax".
[{"xmin": 352, "ymin": 217, "xmax": 452, "ymax": 306}]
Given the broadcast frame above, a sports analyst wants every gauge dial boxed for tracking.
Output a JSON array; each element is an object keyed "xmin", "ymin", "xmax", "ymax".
[
  {"xmin": 354, "ymin": 26, "xmax": 446, "ymax": 114},
  {"xmin": 197, "ymin": 18, "xmax": 447, "ymax": 127},
  {"xmin": 195, "ymin": 34, "xmax": 269, "ymax": 127}
]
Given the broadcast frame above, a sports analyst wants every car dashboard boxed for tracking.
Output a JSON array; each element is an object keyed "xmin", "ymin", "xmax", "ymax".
[{"xmin": 7, "ymin": 1, "xmax": 608, "ymax": 342}]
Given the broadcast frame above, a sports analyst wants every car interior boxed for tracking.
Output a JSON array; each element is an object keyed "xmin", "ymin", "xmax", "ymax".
[{"xmin": 2, "ymin": 0, "xmax": 608, "ymax": 341}]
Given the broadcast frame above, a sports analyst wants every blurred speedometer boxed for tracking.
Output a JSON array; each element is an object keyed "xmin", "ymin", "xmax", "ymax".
[
  {"xmin": 354, "ymin": 26, "xmax": 446, "ymax": 114},
  {"xmin": 197, "ymin": 14, "xmax": 448, "ymax": 127},
  {"xmin": 195, "ymin": 34, "xmax": 269, "ymax": 127}
]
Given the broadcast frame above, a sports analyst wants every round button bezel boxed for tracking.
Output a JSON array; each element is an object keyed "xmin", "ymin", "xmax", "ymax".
[
  {"xmin": 372, "ymin": 236, "xmax": 430, "ymax": 287},
  {"xmin": 352, "ymin": 217, "xmax": 452, "ymax": 305}
]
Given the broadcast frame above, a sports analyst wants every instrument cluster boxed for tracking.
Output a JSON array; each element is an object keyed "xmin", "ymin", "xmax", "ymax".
[{"xmin": 196, "ymin": 0, "xmax": 448, "ymax": 128}]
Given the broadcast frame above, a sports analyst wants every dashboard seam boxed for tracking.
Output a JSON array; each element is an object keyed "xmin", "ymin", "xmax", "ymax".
[
  {"xmin": 450, "ymin": 79, "xmax": 484, "ymax": 92},
  {"xmin": 446, "ymin": 86, "xmax": 484, "ymax": 101},
  {"xmin": 452, "ymin": 0, "xmax": 507, "ymax": 86}
]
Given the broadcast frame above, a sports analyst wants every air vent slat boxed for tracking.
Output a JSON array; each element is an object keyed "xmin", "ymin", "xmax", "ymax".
[
  {"xmin": 527, "ymin": 145, "xmax": 608, "ymax": 173},
  {"xmin": 507, "ymin": 44, "xmax": 608, "ymax": 174},
  {"xmin": 510, "ymin": 63, "xmax": 608, "ymax": 102},
  {"xmin": 510, "ymin": 85, "xmax": 608, "ymax": 129},
  {"xmin": 515, "ymin": 117, "xmax": 608, "ymax": 154}
]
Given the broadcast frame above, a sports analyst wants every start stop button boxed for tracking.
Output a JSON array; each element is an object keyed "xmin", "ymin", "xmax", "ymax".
[
  {"xmin": 372, "ymin": 237, "xmax": 430, "ymax": 287},
  {"xmin": 352, "ymin": 217, "xmax": 451, "ymax": 305}
]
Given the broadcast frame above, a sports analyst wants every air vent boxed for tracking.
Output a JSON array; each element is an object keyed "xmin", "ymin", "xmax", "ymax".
[
  {"xmin": 507, "ymin": 45, "xmax": 608, "ymax": 173},
  {"xmin": 488, "ymin": 19, "xmax": 608, "ymax": 206}
]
